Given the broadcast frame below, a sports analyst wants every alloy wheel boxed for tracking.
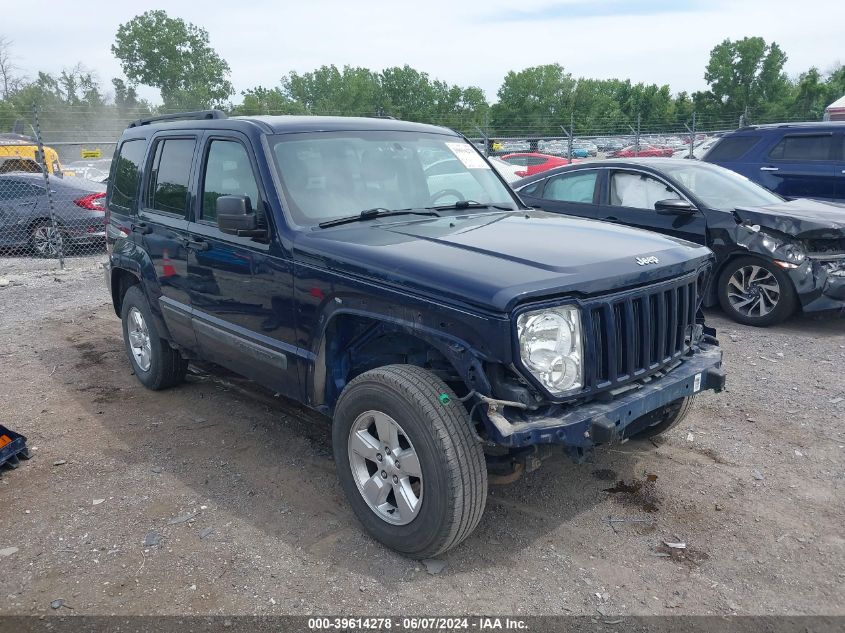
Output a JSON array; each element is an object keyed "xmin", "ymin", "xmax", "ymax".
[
  {"xmin": 347, "ymin": 410, "xmax": 423, "ymax": 525},
  {"xmin": 32, "ymin": 224, "xmax": 62, "ymax": 257},
  {"xmin": 127, "ymin": 307, "xmax": 152, "ymax": 372},
  {"xmin": 727, "ymin": 265, "xmax": 781, "ymax": 318}
]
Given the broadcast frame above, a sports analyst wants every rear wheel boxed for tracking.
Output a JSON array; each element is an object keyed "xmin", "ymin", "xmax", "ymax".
[
  {"xmin": 717, "ymin": 256, "xmax": 797, "ymax": 326},
  {"xmin": 30, "ymin": 221, "xmax": 63, "ymax": 258},
  {"xmin": 120, "ymin": 285, "xmax": 188, "ymax": 390},
  {"xmin": 333, "ymin": 365, "xmax": 487, "ymax": 558}
]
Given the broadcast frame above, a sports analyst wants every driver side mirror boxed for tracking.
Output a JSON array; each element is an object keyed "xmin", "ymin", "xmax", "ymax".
[
  {"xmin": 654, "ymin": 198, "xmax": 696, "ymax": 215},
  {"xmin": 216, "ymin": 195, "xmax": 266, "ymax": 237}
]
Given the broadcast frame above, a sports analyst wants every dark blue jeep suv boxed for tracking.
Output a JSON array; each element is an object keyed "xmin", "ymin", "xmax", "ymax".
[
  {"xmin": 703, "ymin": 121, "xmax": 845, "ymax": 201},
  {"xmin": 105, "ymin": 111, "xmax": 724, "ymax": 557}
]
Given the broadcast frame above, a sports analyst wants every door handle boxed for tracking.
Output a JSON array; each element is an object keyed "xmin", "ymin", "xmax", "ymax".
[
  {"xmin": 131, "ymin": 222, "xmax": 151, "ymax": 234},
  {"xmin": 184, "ymin": 238, "xmax": 210, "ymax": 251},
  {"xmin": 760, "ymin": 166, "xmax": 779, "ymax": 172},
  {"xmin": 606, "ymin": 216, "xmax": 619, "ymax": 221}
]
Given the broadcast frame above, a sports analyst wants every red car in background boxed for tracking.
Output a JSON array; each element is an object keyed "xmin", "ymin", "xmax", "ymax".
[
  {"xmin": 500, "ymin": 152, "xmax": 575, "ymax": 177},
  {"xmin": 608, "ymin": 145, "xmax": 673, "ymax": 158}
]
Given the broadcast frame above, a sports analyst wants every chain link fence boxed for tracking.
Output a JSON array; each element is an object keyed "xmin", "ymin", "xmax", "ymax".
[{"xmin": 0, "ymin": 106, "xmax": 128, "ymax": 266}]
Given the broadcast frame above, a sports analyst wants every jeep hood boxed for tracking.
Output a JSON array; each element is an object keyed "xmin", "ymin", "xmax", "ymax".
[
  {"xmin": 733, "ymin": 199, "xmax": 845, "ymax": 239},
  {"xmin": 295, "ymin": 211, "xmax": 712, "ymax": 312}
]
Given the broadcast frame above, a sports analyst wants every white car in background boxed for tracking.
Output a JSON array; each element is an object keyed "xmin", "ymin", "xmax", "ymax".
[
  {"xmin": 62, "ymin": 160, "xmax": 112, "ymax": 182},
  {"xmin": 487, "ymin": 156, "xmax": 523, "ymax": 183},
  {"xmin": 672, "ymin": 137, "xmax": 720, "ymax": 160}
]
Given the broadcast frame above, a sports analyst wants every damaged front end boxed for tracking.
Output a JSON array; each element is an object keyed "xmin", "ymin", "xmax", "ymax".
[
  {"xmin": 476, "ymin": 271, "xmax": 725, "ymax": 460},
  {"xmin": 731, "ymin": 204, "xmax": 845, "ymax": 313},
  {"xmin": 802, "ymin": 237, "xmax": 845, "ymax": 309}
]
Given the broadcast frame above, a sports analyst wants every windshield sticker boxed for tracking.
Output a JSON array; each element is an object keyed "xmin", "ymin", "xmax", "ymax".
[{"xmin": 446, "ymin": 142, "xmax": 490, "ymax": 170}]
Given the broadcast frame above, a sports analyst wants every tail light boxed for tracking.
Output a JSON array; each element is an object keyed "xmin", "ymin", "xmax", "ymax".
[{"xmin": 74, "ymin": 192, "xmax": 106, "ymax": 210}]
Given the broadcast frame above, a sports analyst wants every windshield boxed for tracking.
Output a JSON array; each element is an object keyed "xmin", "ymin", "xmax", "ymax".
[
  {"xmin": 659, "ymin": 162, "xmax": 784, "ymax": 211},
  {"xmin": 269, "ymin": 131, "xmax": 517, "ymax": 226}
]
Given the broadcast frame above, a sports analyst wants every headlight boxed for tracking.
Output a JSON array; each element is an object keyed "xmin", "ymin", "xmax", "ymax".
[{"xmin": 516, "ymin": 306, "xmax": 583, "ymax": 395}]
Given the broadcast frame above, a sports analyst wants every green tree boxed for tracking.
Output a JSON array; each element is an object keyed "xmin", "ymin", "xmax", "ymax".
[
  {"xmin": 698, "ymin": 37, "xmax": 791, "ymax": 121},
  {"xmin": 231, "ymin": 86, "xmax": 305, "ymax": 115},
  {"xmin": 112, "ymin": 78, "xmax": 138, "ymax": 113},
  {"xmin": 824, "ymin": 64, "xmax": 845, "ymax": 106},
  {"xmin": 111, "ymin": 10, "xmax": 233, "ymax": 110},
  {"xmin": 376, "ymin": 66, "xmax": 488, "ymax": 130},
  {"xmin": 790, "ymin": 68, "xmax": 829, "ymax": 119},
  {"xmin": 380, "ymin": 65, "xmax": 437, "ymax": 120},
  {"xmin": 672, "ymin": 91, "xmax": 695, "ymax": 123},
  {"xmin": 281, "ymin": 65, "xmax": 382, "ymax": 115},
  {"xmin": 491, "ymin": 64, "xmax": 576, "ymax": 134},
  {"xmin": 613, "ymin": 81, "xmax": 674, "ymax": 128}
]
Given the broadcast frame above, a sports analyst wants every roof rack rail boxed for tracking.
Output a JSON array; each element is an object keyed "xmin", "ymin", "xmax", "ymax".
[{"xmin": 127, "ymin": 109, "xmax": 228, "ymax": 128}]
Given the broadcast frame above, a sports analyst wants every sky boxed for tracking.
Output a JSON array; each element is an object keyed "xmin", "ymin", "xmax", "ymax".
[{"xmin": 3, "ymin": 0, "xmax": 843, "ymax": 105}]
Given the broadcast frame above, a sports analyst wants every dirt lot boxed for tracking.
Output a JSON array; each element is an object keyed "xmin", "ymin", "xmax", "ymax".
[{"xmin": 0, "ymin": 257, "xmax": 843, "ymax": 616}]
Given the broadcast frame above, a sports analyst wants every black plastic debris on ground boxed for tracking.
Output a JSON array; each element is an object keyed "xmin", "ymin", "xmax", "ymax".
[{"xmin": 0, "ymin": 425, "xmax": 32, "ymax": 474}]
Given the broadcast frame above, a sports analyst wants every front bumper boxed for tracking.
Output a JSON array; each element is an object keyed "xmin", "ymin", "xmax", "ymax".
[
  {"xmin": 482, "ymin": 345, "xmax": 724, "ymax": 448},
  {"xmin": 789, "ymin": 257, "xmax": 845, "ymax": 314}
]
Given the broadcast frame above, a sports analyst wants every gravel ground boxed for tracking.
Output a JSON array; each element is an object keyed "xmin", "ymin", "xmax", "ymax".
[
  {"xmin": 0, "ymin": 260, "xmax": 843, "ymax": 617},
  {"xmin": 0, "ymin": 255, "xmax": 108, "ymax": 330}
]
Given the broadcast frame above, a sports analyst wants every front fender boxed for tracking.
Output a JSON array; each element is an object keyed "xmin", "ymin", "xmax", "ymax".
[{"xmin": 308, "ymin": 293, "xmax": 503, "ymax": 411}]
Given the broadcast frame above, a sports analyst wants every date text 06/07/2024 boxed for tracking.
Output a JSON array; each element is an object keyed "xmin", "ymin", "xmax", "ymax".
[{"xmin": 306, "ymin": 616, "xmax": 529, "ymax": 630}]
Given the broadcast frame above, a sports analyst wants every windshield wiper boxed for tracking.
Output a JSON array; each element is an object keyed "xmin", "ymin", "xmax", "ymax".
[
  {"xmin": 318, "ymin": 207, "xmax": 440, "ymax": 228},
  {"xmin": 432, "ymin": 200, "xmax": 516, "ymax": 212}
]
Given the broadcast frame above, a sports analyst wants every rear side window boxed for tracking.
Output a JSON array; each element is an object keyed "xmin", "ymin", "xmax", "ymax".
[
  {"xmin": 543, "ymin": 171, "xmax": 597, "ymax": 203},
  {"xmin": 768, "ymin": 134, "xmax": 832, "ymax": 161},
  {"xmin": 517, "ymin": 180, "xmax": 544, "ymax": 197},
  {"xmin": 705, "ymin": 136, "xmax": 761, "ymax": 161},
  {"xmin": 147, "ymin": 138, "xmax": 196, "ymax": 216},
  {"xmin": 109, "ymin": 139, "xmax": 146, "ymax": 212}
]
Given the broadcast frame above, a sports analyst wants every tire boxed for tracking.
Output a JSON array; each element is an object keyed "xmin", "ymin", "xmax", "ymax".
[
  {"xmin": 120, "ymin": 285, "xmax": 188, "ymax": 390},
  {"xmin": 627, "ymin": 396, "xmax": 695, "ymax": 440},
  {"xmin": 29, "ymin": 220, "xmax": 64, "ymax": 258},
  {"xmin": 717, "ymin": 256, "xmax": 797, "ymax": 326},
  {"xmin": 333, "ymin": 365, "xmax": 487, "ymax": 558}
]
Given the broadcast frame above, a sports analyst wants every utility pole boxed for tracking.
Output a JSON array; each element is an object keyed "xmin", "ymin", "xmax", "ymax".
[
  {"xmin": 628, "ymin": 113, "xmax": 641, "ymax": 156},
  {"xmin": 739, "ymin": 106, "xmax": 748, "ymax": 129},
  {"xmin": 32, "ymin": 105, "xmax": 64, "ymax": 269},
  {"xmin": 474, "ymin": 125, "xmax": 489, "ymax": 157},
  {"xmin": 684, "ymin": 111, "xmax": 697, "ymax": 160},
  {"xmin": 559, "ymin": 123, "xmax": 573, "ymax": 164}
]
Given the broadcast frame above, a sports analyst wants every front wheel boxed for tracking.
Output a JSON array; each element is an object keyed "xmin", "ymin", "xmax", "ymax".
[
  {"xmin": 627, "ymin": 396, "xmax": 695, "ymax": 440},
  {"xmin": 717, "ymin": 256, "xmax": 797, "ymax": 326},
  {"xmin": 333, "ymin": 365, "xmax": 487, "ymax": 558}
]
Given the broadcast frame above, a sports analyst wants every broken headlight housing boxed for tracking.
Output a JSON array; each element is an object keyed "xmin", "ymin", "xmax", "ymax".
[
  {"xmin": 516, "ymin": 306, "xmax": 583, "ymax": 395},
  {"xmin": 758, "ymin": 232, "xmax": 806, "ymax": 267}
]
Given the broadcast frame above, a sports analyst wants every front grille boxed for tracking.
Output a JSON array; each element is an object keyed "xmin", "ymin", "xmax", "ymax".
[{"xmin": 583, "ymin": 273, "xmax": 702, "ymax": 390}]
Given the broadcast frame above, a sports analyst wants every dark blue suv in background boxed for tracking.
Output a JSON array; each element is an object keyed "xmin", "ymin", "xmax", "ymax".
[{"xmin": 703, "ymin": 122, "xmax": 845, "ymax": 201}]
